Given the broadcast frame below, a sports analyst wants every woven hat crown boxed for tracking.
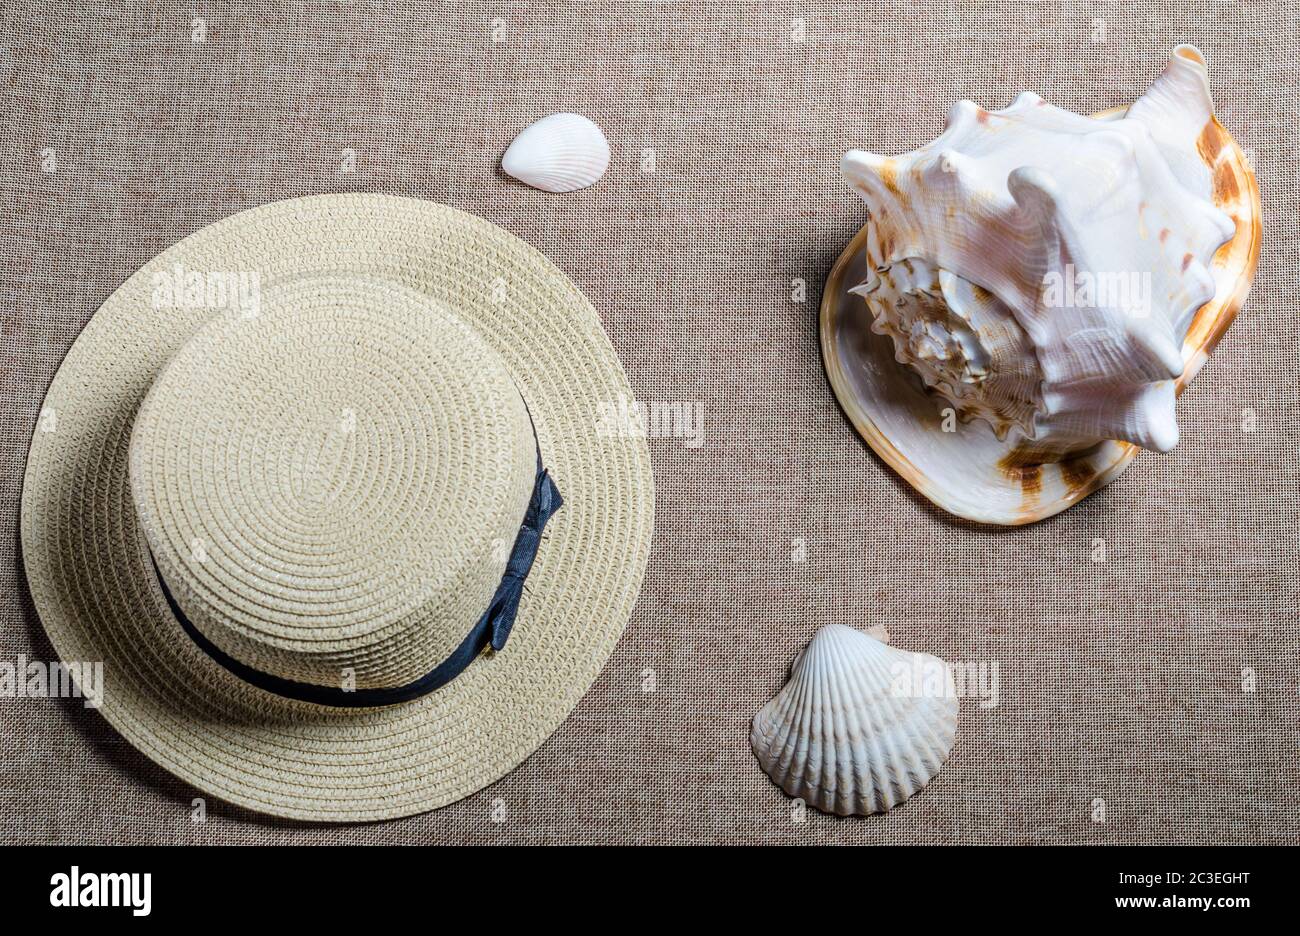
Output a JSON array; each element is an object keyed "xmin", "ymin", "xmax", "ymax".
[{"xmin": 129, "ymin": 276, "xmax": 537, "ymax": 692}]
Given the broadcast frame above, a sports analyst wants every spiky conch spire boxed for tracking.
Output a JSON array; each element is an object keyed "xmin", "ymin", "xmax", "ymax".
[{"xmin": 841, "ymin": 45, "xmax": 1235, "ymax": 454}]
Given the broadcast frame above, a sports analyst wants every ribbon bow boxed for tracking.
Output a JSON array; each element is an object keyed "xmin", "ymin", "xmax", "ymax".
[{"xmin": 486, "ymin": 467, "xmax": 563, "ymax": 652}]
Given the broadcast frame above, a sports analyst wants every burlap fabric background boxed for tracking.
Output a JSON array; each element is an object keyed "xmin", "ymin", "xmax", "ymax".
[{"xmin": 2, "ymin": 1, "xmax": 1296, "ymax": 844}]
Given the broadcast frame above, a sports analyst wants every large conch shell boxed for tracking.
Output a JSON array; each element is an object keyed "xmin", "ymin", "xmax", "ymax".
[
  {"xmin": 821, "ymin": 46, "xmax": 1260, "ymax": 524},
  {"xmin": 751, "ymin": 624, "xmax": 958, "ymax": 816}
]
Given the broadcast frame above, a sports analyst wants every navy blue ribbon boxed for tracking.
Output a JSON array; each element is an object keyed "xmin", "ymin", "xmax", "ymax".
[{"xmin": 151, "ymin": 460, "xmax": 563, "ymax": 708}]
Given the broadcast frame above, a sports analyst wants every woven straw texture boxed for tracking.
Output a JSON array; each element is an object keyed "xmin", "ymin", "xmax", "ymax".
[
  {"xmin": 131, "ymin": 276, "xmax": 539, "ymax": 688},
  {"xmin": 2, "ymin": 1, "xmax": 1297, "ymax": 843},
  {"xmin": 20, "ymin": 194, "xmax": 656, "ymax": 821}
]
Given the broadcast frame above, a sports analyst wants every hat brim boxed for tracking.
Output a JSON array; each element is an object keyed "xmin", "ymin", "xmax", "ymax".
[
  {"xmin": 21, "ymin": 194, "xmax": 655, "ymax": 821},
  {"xmin": 819, "ymin": 106, "xmax": 1261, "ymax": 525}
]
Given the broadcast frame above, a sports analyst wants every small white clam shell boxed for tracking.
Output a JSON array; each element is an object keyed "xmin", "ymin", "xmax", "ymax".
[
  {"xmin": 501, "ymin": 112, "xmax": 609, "ymax": 193},
  {"xmin": 752, "ymin": 624, "xmax": 957, "ymax": 816}
]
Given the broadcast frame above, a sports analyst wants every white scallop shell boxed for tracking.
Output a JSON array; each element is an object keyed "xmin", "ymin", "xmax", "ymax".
[
  {"xmin": 751, "ymin": 624, "xmax": 957, "ymax": 816},
  {"xmin": 501, "ymin": 112, "xmax": 609, "ymax": 193}
]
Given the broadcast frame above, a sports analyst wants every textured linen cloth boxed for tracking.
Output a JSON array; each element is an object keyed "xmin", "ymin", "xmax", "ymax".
[{"xmin": 1, "ymin": 1, "xmax": 1296, "ymax": 844}]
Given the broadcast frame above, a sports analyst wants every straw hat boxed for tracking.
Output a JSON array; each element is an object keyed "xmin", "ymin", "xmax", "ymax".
[{"xmin": 20, "ymin": 194, "xmax": 654, "ymax": 821}]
